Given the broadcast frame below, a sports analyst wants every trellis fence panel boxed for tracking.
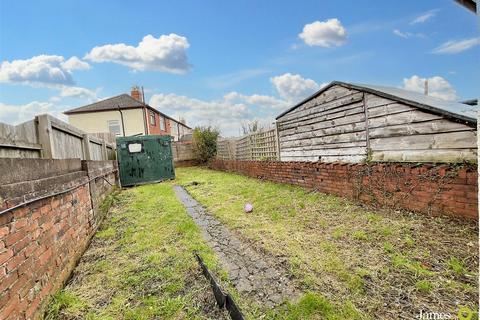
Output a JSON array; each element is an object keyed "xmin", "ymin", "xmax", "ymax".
[{"xmin": 217, "ymin": 128, "xmax": 278, "ymax": 161}]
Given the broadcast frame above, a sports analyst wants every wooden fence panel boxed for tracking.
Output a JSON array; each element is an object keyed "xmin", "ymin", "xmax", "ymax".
[
  {"xmin": 0, "ymin": 114, "xmax": 116, "ymax": 160},
  {"xmin": 218, "ymin": 128, "xmax": 278, "ymax": 161},
  {"xmin": 89, "ymin": 141, "xmax": 104, "ymax": 160},
  {"xmin": 217, "ymin": 139, "xmax": 236, "ymax": 160}
]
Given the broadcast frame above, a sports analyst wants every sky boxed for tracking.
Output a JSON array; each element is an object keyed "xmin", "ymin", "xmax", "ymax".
[{"xmin": 0, "ymin": 0, "xmax": 478, "ymax": 136}]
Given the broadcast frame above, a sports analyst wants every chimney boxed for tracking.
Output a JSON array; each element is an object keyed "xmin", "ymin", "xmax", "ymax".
[
  {"xmin": 131, "ymin": 86, "xmax": 142, "ymax": 102},
  {"xmin": 424, "ymin": 80, "xmax": 428, "ymax": 96}
]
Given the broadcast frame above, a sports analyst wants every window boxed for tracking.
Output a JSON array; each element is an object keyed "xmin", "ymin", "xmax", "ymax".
[
  {"xmin": 107, "ymin": 120, "xmax": 121, "ymax": 136},
  {"xmin": 160, "ymin": 117, "xmax": 165, "ymax": 131},
  {"xmin": 149, "ymin": 111, "xmax": 155, "ymax": 126},
  {"xmin": 127, "ymin": 143, "xmax": 143, "ymax": 153}
]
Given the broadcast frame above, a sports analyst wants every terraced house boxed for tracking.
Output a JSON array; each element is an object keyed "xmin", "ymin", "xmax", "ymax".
[{"xmin": 65, "ymin": 86, "xmax": 192, "ymax": 141}]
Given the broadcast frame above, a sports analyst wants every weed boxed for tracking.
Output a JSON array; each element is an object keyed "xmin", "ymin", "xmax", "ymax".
[
  {"xmin": 332, "ymin": 227, "xmax": 345, "ymax": 240},
  {"xmin": 391, "ymin": 254, "xmax": 434, "ymax": 277},
  {"xmin": 383, "ymin": 242, "xmax": 394, "ymax": 253},
  {"xmin": 377, "ymin": 226, "xmax": 393, "ymax": 237},
  {"xmin": 447, "ymin": 257, "xmax": 467, "ymax": 276},
  {"xmin": 415, "ymin": 280, "xmax": 433, "ymax": 293},
  {"xmin": 96, "ymin": 227, "xmax": 116, "ymax": 239},
  {"xmin": 404, "ymin": 235, "xmax": 415, "ymax": 247},
  {"xmin": 352, "ymin": 230, "xmax": 368, "ymax": 241},
  {"xmin": 44, "ymin": 291, "xmax": 87, "ymax": 320},
  {"xmin": 266, "ymin": 292, "xmax": 366, "ymax": 320}
]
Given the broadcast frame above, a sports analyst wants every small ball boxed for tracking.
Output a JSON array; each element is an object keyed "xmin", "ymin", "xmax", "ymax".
[{"xmin": 244, "ymin": 203, "xmax": 253, "ymax": 213}]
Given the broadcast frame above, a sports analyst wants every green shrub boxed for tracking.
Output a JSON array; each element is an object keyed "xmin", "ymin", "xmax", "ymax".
[{"xmin": 192, "ymin": 126, "xmax": 220, "ymax": 163}]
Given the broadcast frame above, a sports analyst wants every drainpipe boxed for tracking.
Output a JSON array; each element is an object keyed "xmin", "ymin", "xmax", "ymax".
[
  {"xmin": 141, "ymin": 86, "xmax": 149, "ymax": 136},
  {"xmin": 142, "ymin": 107, "xmax": 149, "ymax": 135},
  {"xmin": 117, "ymin": 105, "xmax": 126, "ymax": 137}
]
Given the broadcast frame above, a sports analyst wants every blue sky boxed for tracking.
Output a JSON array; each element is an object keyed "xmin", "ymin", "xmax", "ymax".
[{"xmin": 0, "ymin": 0, "xmax": 478, "ymax": 136}]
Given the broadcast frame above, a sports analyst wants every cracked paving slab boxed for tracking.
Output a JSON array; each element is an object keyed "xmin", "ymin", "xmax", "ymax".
[{"xmin": 173, "ymin": 185, "xmax": 299, "ymax": 308}]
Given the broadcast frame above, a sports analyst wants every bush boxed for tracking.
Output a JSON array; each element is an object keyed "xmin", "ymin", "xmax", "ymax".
[{"xmin": 192, "ymin": 126, "xmax": 219, "ymax": 163}]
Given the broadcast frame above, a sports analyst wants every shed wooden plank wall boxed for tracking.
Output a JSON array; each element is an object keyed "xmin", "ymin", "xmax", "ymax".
[
  {"xmin": 277, "ymin": 85, "xmax": 477, "ymax": 163},
  {"xmin": 365, "ymin": 93, "xmax": 477, "ymax": 162},
  {"xmin": 278, "ymin": 85, "xmax": 368, "ymax": 162}
]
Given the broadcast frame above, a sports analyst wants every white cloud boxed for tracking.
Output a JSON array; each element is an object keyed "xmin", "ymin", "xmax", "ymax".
[
  {"xmin": 149, "ymin": 93, "xmax": 251, "ymax": 135},
  {"xmin": 149, "ymin": 72, "xmax": 327, "ymax": 136},
  {"xmin": 270, "ymin": 73, "xmax": 325, "ymax": 103},
  {"xmin": 223, "ymin": 92, "xmax": 288, "ymax": 110},
  {"xmin": 299, "ymin": 19, "xmax": 347, "ymax": 47},
  {"xmin": 410, "ymin": 9, "xmax": 438, "ymax": 25},
  {"xmin": 0, "ymin": 55, "xmax": 90, "ymax": 86},
  {"xmin": 62, "ymin": 56, "xmax": 91, "ymax": 71},
  {"xmin": 57, "ymin": 86, "xmax": 98, "ymax": 101},
  {"xmin": 393, "ymin": 29, "xmax": 426, "ymax": 39},
  {"xmin": 432, "ymin": 38, "xmax": 480, "ymax": 54},
  {"xmin": 0, "ymin": 101, "xmax": 67, "ymax": 125},
  {"xmin": 149, "ymin": 90, "xmax": 291, "ymax": 136},
  {"xmin": 85, "ymin": 34, "xmax": 190, "ymax": 73},
  {"xmin": 393, "ymin": 29, "xmax": 409, "ymax": 39},
  {"xmin": 402, "ymin": 75, "xmax": 457, "ymax": 101}
]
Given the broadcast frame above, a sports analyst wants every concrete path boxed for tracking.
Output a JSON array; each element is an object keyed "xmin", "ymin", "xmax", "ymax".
[{"xmin": 173, "ymin": 185, "xmax": 298, "ymax": 308}]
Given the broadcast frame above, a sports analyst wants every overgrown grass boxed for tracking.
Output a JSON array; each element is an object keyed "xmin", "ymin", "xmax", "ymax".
[
  {"xmin": 44, "ymin": 167, "xmax": 478, "ymax": 319},
  {"xmin": 44, "ymin": 183, "xmax": 228, "ymax": 319},
  {"xmin": 176, "ymin": 167, "xmax": 478, "ymax": 319}
]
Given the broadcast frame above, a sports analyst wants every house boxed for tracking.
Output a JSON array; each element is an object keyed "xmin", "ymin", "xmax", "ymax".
[
  {"xmin": 275, "ymin": 81, "xmax": 477, "ymax": 163},
  {"xmin": 64, "ymin": 87, "xmax": 192, "ymax": 140}
]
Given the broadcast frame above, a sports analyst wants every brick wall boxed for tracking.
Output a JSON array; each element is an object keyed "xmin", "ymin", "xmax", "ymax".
[
  {"xmin": 145, "ymin": 107, "xmax": 171, "ymax": 136},
  {"xmin": 174, "ymin": 159, "xmax": 200, "ymax": 167},
  {"xmin": 0, "ymin": 159, "xmax": 119, "ymax": 319},
  {"xmin": 210, "ymin": 160, "xmax": 478, "ymax": 219}
]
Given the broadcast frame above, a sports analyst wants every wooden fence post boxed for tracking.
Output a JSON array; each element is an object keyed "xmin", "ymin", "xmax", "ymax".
[
  {"xmin": 275, "ymin": 121, "xmax": 281, "ymax": 161},
  {"xmin": 37, "ymin": 114, "xmax": 54, "ymax": 159},
  {"xmin": 82, "ymin": 134, "xmax": 91, "ymax": 160},
  {"xmin": 101, "ymin": 141, "xmax": 108, "ymax": 160}
]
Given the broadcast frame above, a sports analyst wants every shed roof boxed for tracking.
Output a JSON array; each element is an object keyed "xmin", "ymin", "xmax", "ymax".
[
  {"xmin": 276, "ymin": 81, "xmax": 478, "ymax": 124},
  {"xmin": 64, "ymin": 94, "xmax": 191, "ymax": 128}
]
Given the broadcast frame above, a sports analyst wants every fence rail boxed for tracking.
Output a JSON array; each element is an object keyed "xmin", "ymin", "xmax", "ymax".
[
  {"xmin": 217, "ymin": 128, "xmax": 278, "ymax": 161},
  {"xmin": 0, "ymin": 114, "xmax": 116, "ymax": 160}
]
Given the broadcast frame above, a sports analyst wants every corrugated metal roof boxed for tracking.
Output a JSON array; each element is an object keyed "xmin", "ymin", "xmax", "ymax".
[{"xmin": 276, "ymin": 81, "xmax": 478, "ymax": 124}]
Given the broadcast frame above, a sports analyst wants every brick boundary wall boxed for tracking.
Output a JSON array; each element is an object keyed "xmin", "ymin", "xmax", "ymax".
[
  {"xmin": 0, "ymin": 159, "xmax": 119, "ymax": 319},
  {"xmin": 174, "ymin": 159, "xmax": 200, "ymax": 168},
  {"xmin": 209, "ymin": 160, "xmax": 478, "ymax": 219}
]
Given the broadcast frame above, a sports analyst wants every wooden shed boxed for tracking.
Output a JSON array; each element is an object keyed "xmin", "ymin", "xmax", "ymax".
[{"xmin": 275, "ymin": 81, "xmax": 477, "ymax": 163}]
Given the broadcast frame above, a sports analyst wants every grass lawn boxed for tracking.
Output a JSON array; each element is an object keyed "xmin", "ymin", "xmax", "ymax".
[
  {"xmin": 45, "ymin": 167, "xmax": 478, "ymax": 320},
  {"xmin": 45, "ymin": 184, "xmax": 229, "ymax": 320},
  {"xmin": 175, "ymin": 167, "xmax": 479, "ymax": 319}
]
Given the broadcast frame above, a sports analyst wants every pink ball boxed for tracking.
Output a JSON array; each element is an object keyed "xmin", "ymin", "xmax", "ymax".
[{"xmin": 244, "ymin": 203, "xmax": 253, "ymax": 213}]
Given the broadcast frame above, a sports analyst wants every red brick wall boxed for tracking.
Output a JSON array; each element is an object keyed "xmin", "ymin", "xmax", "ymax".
[
  {"xmin": 174, "ymin": 159, "xmax": 200, "ymax": 167},
  {"xmin": 0, "ymin": 159, "xmax": 118, "ymax": 319},
  {"xmin": 210, "ymin": 160, "xmax": 478, "ymax": 219},
  {"xmin": 0, "ymin": 184, "xmax": 93, "ymax": 319},
  {"xmin": 145, "ymin": 108, "xmax": 171, "ymax": 136}
]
